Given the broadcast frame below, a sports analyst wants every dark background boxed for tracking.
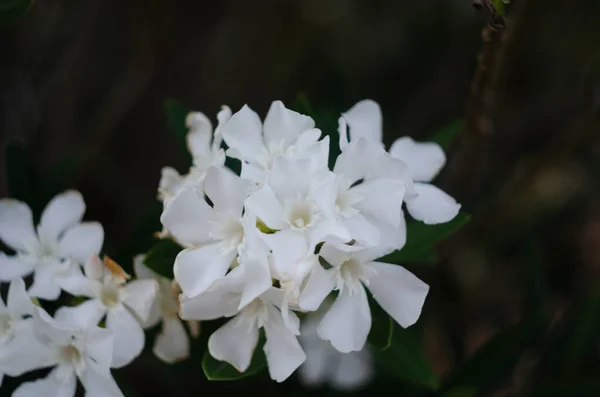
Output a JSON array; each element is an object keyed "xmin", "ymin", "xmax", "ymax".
[{"xmin": 2, "ymin": 0, "xmax": 600, "ymax": 396}]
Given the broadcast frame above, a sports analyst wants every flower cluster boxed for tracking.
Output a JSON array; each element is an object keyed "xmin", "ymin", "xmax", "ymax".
[
  {"xmin": 0, "ymin": 98, "xmax": 460, "ymax": 394},
  {"xmin": 159, "ymin": 99, "xmax": 460, "ymax": 382}
]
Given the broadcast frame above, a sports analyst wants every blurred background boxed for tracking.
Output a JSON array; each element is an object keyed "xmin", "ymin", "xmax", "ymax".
[{"xmin": 2, "ymin": 0, "xmax": 600, "ymax": 396}]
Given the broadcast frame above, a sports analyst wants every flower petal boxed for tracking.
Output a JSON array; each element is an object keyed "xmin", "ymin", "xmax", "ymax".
[
  {"xmin": 237, "ymin": 253, "xmax": 272, "ymax": 310},
  {"xmin": 28, "ymin": 265, "xmax": 63, "ymax": 301},
  {"xmin": 298, "ymin": 265, "xmax": 336, "ymax": 312},
  {"xmin": 366, "ymin": 261, "xmax": 429, "ymax": 328},
  {"xmin": 342, "ymin": 214, "xmax": 381, "ymax": 248},
  {"xmin": 262, "ymin": 230, "xmax": 308, "ymax": 278},
  {"xmin": 333, "ymin": 138, "xmax": 388, "ymax": 185},
  {"xmin": 54, "ymin": 299, "xmax": 106, "ymax": 328},
  {"xmin": 106, "ymin": 306, "xmax": 146, "ymax": 368},
  {"xmin": 0, "ymin": 199, "xmax": 37, "ymax": 252},
  {"xmin": 80, "ymin": 366, "xmax": 124, "ymax": 397},
  {"xmin": 406, "ymin": 183, "xmax": 461, "ymax": 225},
  {"xmin": 58, "ymin": 222, "xmax": 104, "ymax": 264},
  {"xmin": 220, "ymin": 104, "xmax": 265, "ymax": 162},
  {"xmin": 153, "ymin": 316, "xmax": 190, "ymax": 364},
  {"xmin": 0, "ymin": 321, "xmax": 56, "ymax": 376},
  {"xmin": 7, "ymin": 278, "xmax": 35, "ymax": 316},
  {"xmin": 354, "ymin": 178, "xmax": 405, "ymax": 228},
  {"xmin": 208, "ymin": 316, "xmax": 259, "ymax": 372},
  {"xmin": 244, "ymin": 184, "xmax": 285, "ymax": 230},
  {"xmin": 0, "ymin": 252, "xmax": 34, "ymax": 281},
  {"xmin": 356, "ymin": 213, "xmax": 407, "ymax": 262},
  {"xmin": 160, "ymin": 184, "xmax": 214, "ymax": 245},
  {"xmin": 263, "ymin": 100, "xmax": 315, "ymax": 148},
  {"xmin": 203, "ymin": 166, "xmax": 253, "ymax": 214},
  {"xmin": 85, "ymin": 326, "xmax": 115, "ymax": 369},
  {"xmin": 12, "ymin": 368, "xmax": 77, "ymax": 397},
  {"xmin": 179, "ymin": 285, "xmax": 241, "ymax": 321},
  {"xmin": 297, "ymin": 342, "xmax": 330, "ymax": 387},
  {"xmin": 330, "ymin": 348, "xmax": 374, "ymax": 391},
  {"xmin": 342, "ymin": 99, "xmax": 383, "ymax": 144},
  {"xmin": 263, "ymin": 305, "xmax": 306, "ymax": 382},
  {"xmin": 317, "ymin": 287, "xmax": 371, "ymax": 353},
  {"xmin": 174, "ymin": 244, "xmax": 236, "ymax": 298},
  {"xmin": 54, "ymin": 264, "xmax": 99, "ymax": 298},
  {"xmin": 185, "ymin": 111, "xmax": 213, "ymax": 157},
  {"xmin": 121, "ymin": 279, "xmax": 158, "ymax": 323},
  {"xmin": 389, "ymin": 137, "xmax": 446, "ymax": 182},
  {"xmin": 39, "ymin": 190, "xmax": 85, "ymax": 240}
]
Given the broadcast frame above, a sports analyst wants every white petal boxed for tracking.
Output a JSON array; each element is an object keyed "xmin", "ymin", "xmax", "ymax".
[
  {"xmin": 174, "ymin": 244, "xmax": 235, "ymax": 298},
  {"xmin": 0, "ymin": 199, "xmax": 37, "ymax": 252},
  {"xmin": 7, "ymin": 278, "xmax": 35, "ymax": 316},
  {"xmin": 237, "ymin": 253, "xmax": 272, "ymax": 310},
  {"xmin": 366, "ymin": 261, "xmax": 429, "ymax": 328},
  {"xmin": 297, "ymin": 343, "xmax": 330, "ymax": 387},
  {"xmin": 333, "ymin": 138, "xmax": 388, "ymax": 185},
  {"xmin": 269, "ymin": 156, "xmax": 314, "ymax": 200},
  {"xmin": 337, "ymin": 116, "xmax": 349, "ymax": 151},
  {"xmin": 132, "ymin": 255, "xmax": 156, "ymax": 280},
  {"xmin": 208, "ymin": 317, "xmax": 259, "ymax": 372},
  {"xmin": 0, "ymin": 252, "xmax": 34, "ymax": 281},
  {"xmin": 54, "ymin": 299, "xmax": 106, "ymax": 328},
  {"xmin": 122, "ymin": 279, "xmax": 157, "ymax": 323},
  {"xmin": 106, "ymin": 306, "xmax": 145, "ymax": 368},
  {"xmin": 0, "ymin": 322, "xmax": 56, "ymax": 376},
  {"xmin": 317, "ymin": 287, "xmax": 371, "ymax": 353},
  {"xmin": 84, "ymin": 255, "xmax": 105, "ymax": 281},
  {"xmin": 85, "ymin": 326, "xmax": 116, "ymax": 370},
  {"xmin": 368, "ymin": 154, "xmax": 417, "ymax": 199},
  {"xmin": 263, "ymin": 100, "xmax": 315, "ymax": 148},
  {"xmin": 13, "ymin": 368, "xmax": 76, "ymax": 397},
  {"xmin": 389, "ymin": 136, "xmax": 446, "ymax": 182},
  {"xmin": 239, "ymin": 161, "xmax": 268, "ymax": 185},
  {"xmin": 342, "ymin": 99, "xmax": 383, "ymax": 143},
  {"xmin": 203, "ymin": 166, "xmax": 253, "ymax": 214},
  {"xmin": 356, "ymin": 213, "xmax": 407, "ymax": 262},
  {"xmin": 186, "ymin": 112, "xmax": 213, "ymax": 157},
  {"xmin": 153, "ymin": 316, "xmax": 190, "ymax": 364},
  {"xmin": 406, "ymin": 183, "xmax": 461, "ymax": 225},
  {"xmin": 179, "ymin": 285, "xmax": 241, "ymax": 321},
  {"xmin": 58, "ymin": 222, "xmax": 104, "ymax": 264},
  {"xmin": 354, "ymin": 178, "xmax": 406, "ymax": 228},
  {"xmin": 298, "ymin": 265, "xmax": 336, "ymax": 311},
  {"xmin": 80, "ymin": 367, "xmax": 124, "ymax": 397},
  {"xmin": 330, "ymin": 348, "xmax": 374, "ymax": 391},
  {"xmin": 342, "ymin": 214, "xmax": 381, "ymax": 248},
  {"xmin": 244, "ymin": 184, "xmax": 285, "ymax": 230},
  {"xmin": 263, "ymin": 306, "xmax": 306, "ymax": 382},
  {"xmin": 28, "ymin": 265, "xmax": 63, "ymax": 300},
  {"xmin": 54, "ymin": 264, "xmax": 99, "ymax": 298},
  {"xmin": 160, "ymin": 185, "xmax": 214, "ymax": 245},
  {"xmin": 40, "ymin": 190, "xmax": 85, "ymax": 240},
  {"xmin": 220, "ymin": 105, "xmax": 265, "ymax": 162},
  {"xmin": 158, "ymin": 166, "xmax": 183, "ymax": 199},
  {"xmin": 262, "ymin": 230, "xmax": 308, "ymax": 278}
]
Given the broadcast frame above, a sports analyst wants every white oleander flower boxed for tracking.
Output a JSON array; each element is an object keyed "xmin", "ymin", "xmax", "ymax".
[
  {"xmin": 221, "ymin": 101, "xmax": 327, "ymax": 185},
  {"xmin": 158, "ymin": 107, "xmax": 230, "ymax": 204},
  {"xmin": 0, "ymin": 190, "xmax": 104, "ymax": 300},
  {"xmin": 134, "ymin": 255, "xmax": 198, "ymax": 364},
  {"xmin": 54, "ymin": 255, "xmax": 157, "ymax": 368},
  {"xmin": 0, "ymin": 278, "xmax": 39, "ymax": 387},
  {"xmin": 304, "ymin": 242, "xmax": 429, "ymax": 353},
  {"xmin": 341, "ymin": 99, "xmax": 461, "ymax": 225},
  {"xmin": 160, "ymin": 166, "xmax": 255, "ymax": 298},
  {"xmin": 180, "ymin": 269, "xmax": 306, "ymax": 383},
  {"xmin": 7, "ymin": 307, "xmax": 123, "ymax": 397},
  {"xmin": 298, "ymin": 304, "xmax": 373, "ymax": 391}
]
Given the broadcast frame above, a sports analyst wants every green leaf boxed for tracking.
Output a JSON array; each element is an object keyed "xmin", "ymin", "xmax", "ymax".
[
  {"xmin": 429, "ymin": 120, "xmax": 463, "ymax": 151},
  {"xmin": 444, "ymin": 319, "xmax": 542, "ymax": 391},
  {"xmin": 375, "ymin": 325, "xmax": 439, "ymax": 390},
  {"xmin": 367, "ymin": 294, "xmax": 393, "ymax": 350},
  {"xmin": 0, "ymin": 0, "xmax": 34, "ymax": 26},
  {"xmin": 4, "ymin": 142, "xmax": 42, "ymax": 214},
  {"xmin": 164, "ymin": 98, "xmax": 191, "ymax": 162},
  {"xmin": 202, "ymin": 334, "xmax": 267, "ymax": 380},
  {"xmin": 142, "ymin": 238, "xmax": 182, "ymax": 279},
  {"xmin": 379, "ymin": 212, "xmax": 470, "ymax": 265}
]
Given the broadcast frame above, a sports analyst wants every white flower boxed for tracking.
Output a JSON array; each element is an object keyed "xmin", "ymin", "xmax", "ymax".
[
  {"xmin": 180, "ymin": 269, "xmax": 306, "ymax": 383},
  {"xmin": 158, "ymin": 107, "xmax": 230, "ymax": 204},
  {"xmin": 134, "ymin": 255, "xmax": 198, "ymax": 364},
  {"xmin": 0, "ymin": 190, "xmax": 104, "ymax": 300},
  {"xmin": 304, "ymin": 242, "xmax": 429, "ymax": 353},
  {"xmin": 160, "ymin": 166, "xmax": 255, "ymax": 298},
  {"xmin": 341, "ymin": 99, "xmax": 461, "ymax": 225},
  {"xmin": 221, "ymin": 101, "xmax": 327, "ymax": 184},
  {"xmin": 7, "ymin": 307, "xmax": 124, "ymax": 397},
  {"xmin": 298, "ymin": 306, "xmax": 373, "ymax": 391},
  {"xmin": 54, "ymin": 255, "xmax": 157, "ymax": 368}
]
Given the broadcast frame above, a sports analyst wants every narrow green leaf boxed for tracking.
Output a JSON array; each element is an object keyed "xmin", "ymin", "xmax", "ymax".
[
  {"xmin": 375, "ymin": 325, "xmax": 439, "ymax": 390},
  {"xmin": 429, "ymin": 120, "xmax": 463, "ymax": 152},
  {"xmin": 142, "ymin": 238, "xmax": 182, "ymax": 279},
  {"xmin": 164, "ymin": 98, "xmax": 191, "ymax": 162},
  {"xmin": 0, "ymin": 0, "xmax": 34, "ymax": 26},
  {"xmin": 367, "ymin": 294, "xmax": 394, "ymax": 350},
  {"xmin": 202, "ymin": 334, "xmax": 266, "ymax": 380},
  {"xmin": 379, "ymin": 212, "xmax": 470, "ymax": 265}
]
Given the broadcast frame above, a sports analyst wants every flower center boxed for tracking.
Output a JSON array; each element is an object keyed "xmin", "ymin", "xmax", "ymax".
[
  {"xmin": 236, "ymin": 298, "xmax": 269, "ymax": 331},
  {"xmin": 284, "ymin": 199, "xmax": 319, "ymax": 230},
  {"xmin": 334, "ymin": 178, "xmax": 365, "ymax": 219},
  {"xmin": 336, "ymin": 258, "xmax": 374, "ymax": 295},
  {"xmin": 100, "ymin": 283, "xmax": 120, "ymax": 307},
  {"xmin": 58, "ymin": 343, "xmax": 86, "ymax": 379}
]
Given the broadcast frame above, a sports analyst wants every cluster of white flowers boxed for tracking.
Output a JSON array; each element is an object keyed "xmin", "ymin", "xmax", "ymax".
[
  {"xmin": 0, "ymin": 192, "xmax": 191, "ymax": 396},
  {"xmin": 159, "ymin": 99, "xmax": 461, "ymax": 383},
  {"xmin": 0, "ymin": 98, "xmax": 460, "ymax": 395}
]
